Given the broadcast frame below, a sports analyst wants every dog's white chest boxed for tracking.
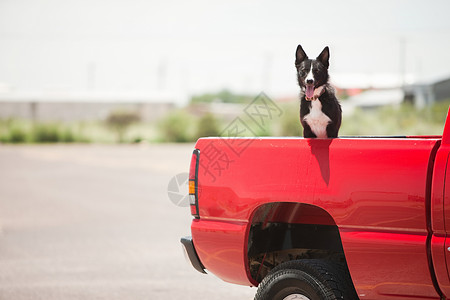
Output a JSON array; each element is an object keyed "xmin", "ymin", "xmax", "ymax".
[{"xmin": 303, "ymin": 100, "xmax": 331, "ymax": 138}]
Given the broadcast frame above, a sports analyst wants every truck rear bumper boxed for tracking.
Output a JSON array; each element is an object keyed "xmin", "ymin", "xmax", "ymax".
[{"xmin": 180, "ymin": 236, "xmax": 206, "ymax": 274}]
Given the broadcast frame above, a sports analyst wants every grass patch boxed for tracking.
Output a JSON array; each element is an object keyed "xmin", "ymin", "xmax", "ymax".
[
  {"xmin": 340, "ymin": 102, "xmax": 448, "ymax": 136},
  {"xmin": 1, "ymin": 100, "xmax": 449, "ymax": 143}
]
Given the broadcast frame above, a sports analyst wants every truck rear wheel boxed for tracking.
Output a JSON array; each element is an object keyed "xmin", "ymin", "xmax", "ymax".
[{"xmin": 254, "ymin": 259, "xmax": 358, "ymax": 300}]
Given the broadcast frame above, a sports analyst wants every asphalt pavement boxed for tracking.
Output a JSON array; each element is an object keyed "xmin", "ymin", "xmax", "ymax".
[{"xmin": 0, "ymin": 144, "xmax": 256, "ymax": 300}]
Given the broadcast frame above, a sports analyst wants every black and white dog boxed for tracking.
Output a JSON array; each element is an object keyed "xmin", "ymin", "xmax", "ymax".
[{"xmin": 295, "ymin": 45, "xmax": 342, "ymax": 138}]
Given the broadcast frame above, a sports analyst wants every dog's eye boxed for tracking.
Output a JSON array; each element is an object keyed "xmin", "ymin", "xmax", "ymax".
[
  {"xmin": 314, "ymin": 66, "xmax": 324, "ymax": 74},
  {"xmin": 299, "ymin": 70, "xmax": 307, "ymax": 77}
]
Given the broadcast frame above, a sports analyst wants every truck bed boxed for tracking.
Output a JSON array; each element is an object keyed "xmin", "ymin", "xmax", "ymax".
[{"xmin": 191, "ymin": 136, "xmax": 442, "ymax": 298}]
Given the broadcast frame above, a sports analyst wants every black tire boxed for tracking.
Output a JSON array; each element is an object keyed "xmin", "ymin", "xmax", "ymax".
[{"xmin": 254, "ymin": 259, "xmax": 358, "ymax": 300}]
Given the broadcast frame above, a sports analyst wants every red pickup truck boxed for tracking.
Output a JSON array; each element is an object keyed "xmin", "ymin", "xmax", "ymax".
[{"xmin": 181, "ymin": 108, "xmax": 450, "ymax": 300}]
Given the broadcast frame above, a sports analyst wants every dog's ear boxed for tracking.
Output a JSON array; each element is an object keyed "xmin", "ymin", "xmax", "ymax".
[
  {"xmin": 295, "ymin": 45, "xmax": 308, "ymax": 66},
  {"xmin": 317, "ymin": 46, "xmax": 330, "ymax": 69}
]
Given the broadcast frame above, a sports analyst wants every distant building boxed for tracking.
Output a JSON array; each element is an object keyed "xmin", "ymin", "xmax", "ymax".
[
  {"xmin": 404, "ymin": 76, "xmax": 450, "ymax": 108},
  {"xmin": 341, "ymin": 88, "xmax": 404, "ymax": 116},
  {"xmin": 0, "ymin": 91, "xmax": 176, "ymax": 122}
]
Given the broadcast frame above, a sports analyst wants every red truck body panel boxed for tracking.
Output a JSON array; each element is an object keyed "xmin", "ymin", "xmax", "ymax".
[
  {"xmin": 431, "ymin": 121, "xmax": 450, "ymax": 298},
  {"xmin": 188, "ymin": 109, "xmax": 450, "ymax": 299}
]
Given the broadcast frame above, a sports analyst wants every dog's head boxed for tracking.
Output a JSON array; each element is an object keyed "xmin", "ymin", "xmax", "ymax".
[{"xmin": 295, "ymin": 45, "xmax": 330, "ymax": 99}]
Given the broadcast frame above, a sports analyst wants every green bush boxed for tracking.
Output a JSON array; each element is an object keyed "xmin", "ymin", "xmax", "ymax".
[
  {"xmin": 0, "ymin": 120, "xmax": 28, "ymax": 143},
  {"xmin": 250, "ymin": 122, "xmax": 273, "ymax": 137},
  {"xmin": 195, "ymin": 113, "xmax": 221, "ymax": 139},
  {"xmin": 3, "ymin": 121, "xmax": 84, "ymax": 143},
  {"xmin": 60, "ymin": 128, "xmax": 76, "ymax": 143},
  {"xmin": 279, "ymin": 103, "xmax": 301, "ymax": 136},
  {"xmin": 157, "ymin": 110, "xmax": 195, "ymax": 143},
  {"xmin": 32, "ymin": 123, "xmax": 60, "ymax": 143},
  {"xmin": 9, "ymin": 126, "xmax": 28, "ymax": 143}
]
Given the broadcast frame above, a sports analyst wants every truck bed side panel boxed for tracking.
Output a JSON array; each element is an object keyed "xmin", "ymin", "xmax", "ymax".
[{"xmin": 192, "ymin": 137, "xmax": 440, "ymax": 298}]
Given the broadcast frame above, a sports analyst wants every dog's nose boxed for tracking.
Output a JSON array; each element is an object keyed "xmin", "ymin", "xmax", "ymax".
[{"xmin": 306, "ymin": 79, "xmax": 314, "ymax": 85}]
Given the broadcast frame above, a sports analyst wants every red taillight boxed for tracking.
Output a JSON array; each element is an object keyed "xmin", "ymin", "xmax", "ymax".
[{"xmin": 189, "ymin": 149, "xmax": 200, "ymax": 218}]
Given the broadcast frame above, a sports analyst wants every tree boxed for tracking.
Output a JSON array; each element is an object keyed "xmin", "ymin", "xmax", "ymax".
[{"xmin": 105, "ymin": 110, "xmax": 140, "ymax": 143}]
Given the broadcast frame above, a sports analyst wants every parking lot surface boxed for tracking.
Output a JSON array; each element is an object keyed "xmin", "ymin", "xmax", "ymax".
[{"xmin": 0, "ymin": 144, "xmax": 255, "ymax": 300}]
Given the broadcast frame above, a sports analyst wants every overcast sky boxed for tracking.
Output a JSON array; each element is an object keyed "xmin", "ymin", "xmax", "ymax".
[{"xmin": 1, "ymin": 0, "xmax": 450, "ymax": 103}]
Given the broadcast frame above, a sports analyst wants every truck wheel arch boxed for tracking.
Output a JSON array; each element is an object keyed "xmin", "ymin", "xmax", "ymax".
[{"xmin": 247, "ymin": 202, "xmax": 350, "ymax": 284}]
